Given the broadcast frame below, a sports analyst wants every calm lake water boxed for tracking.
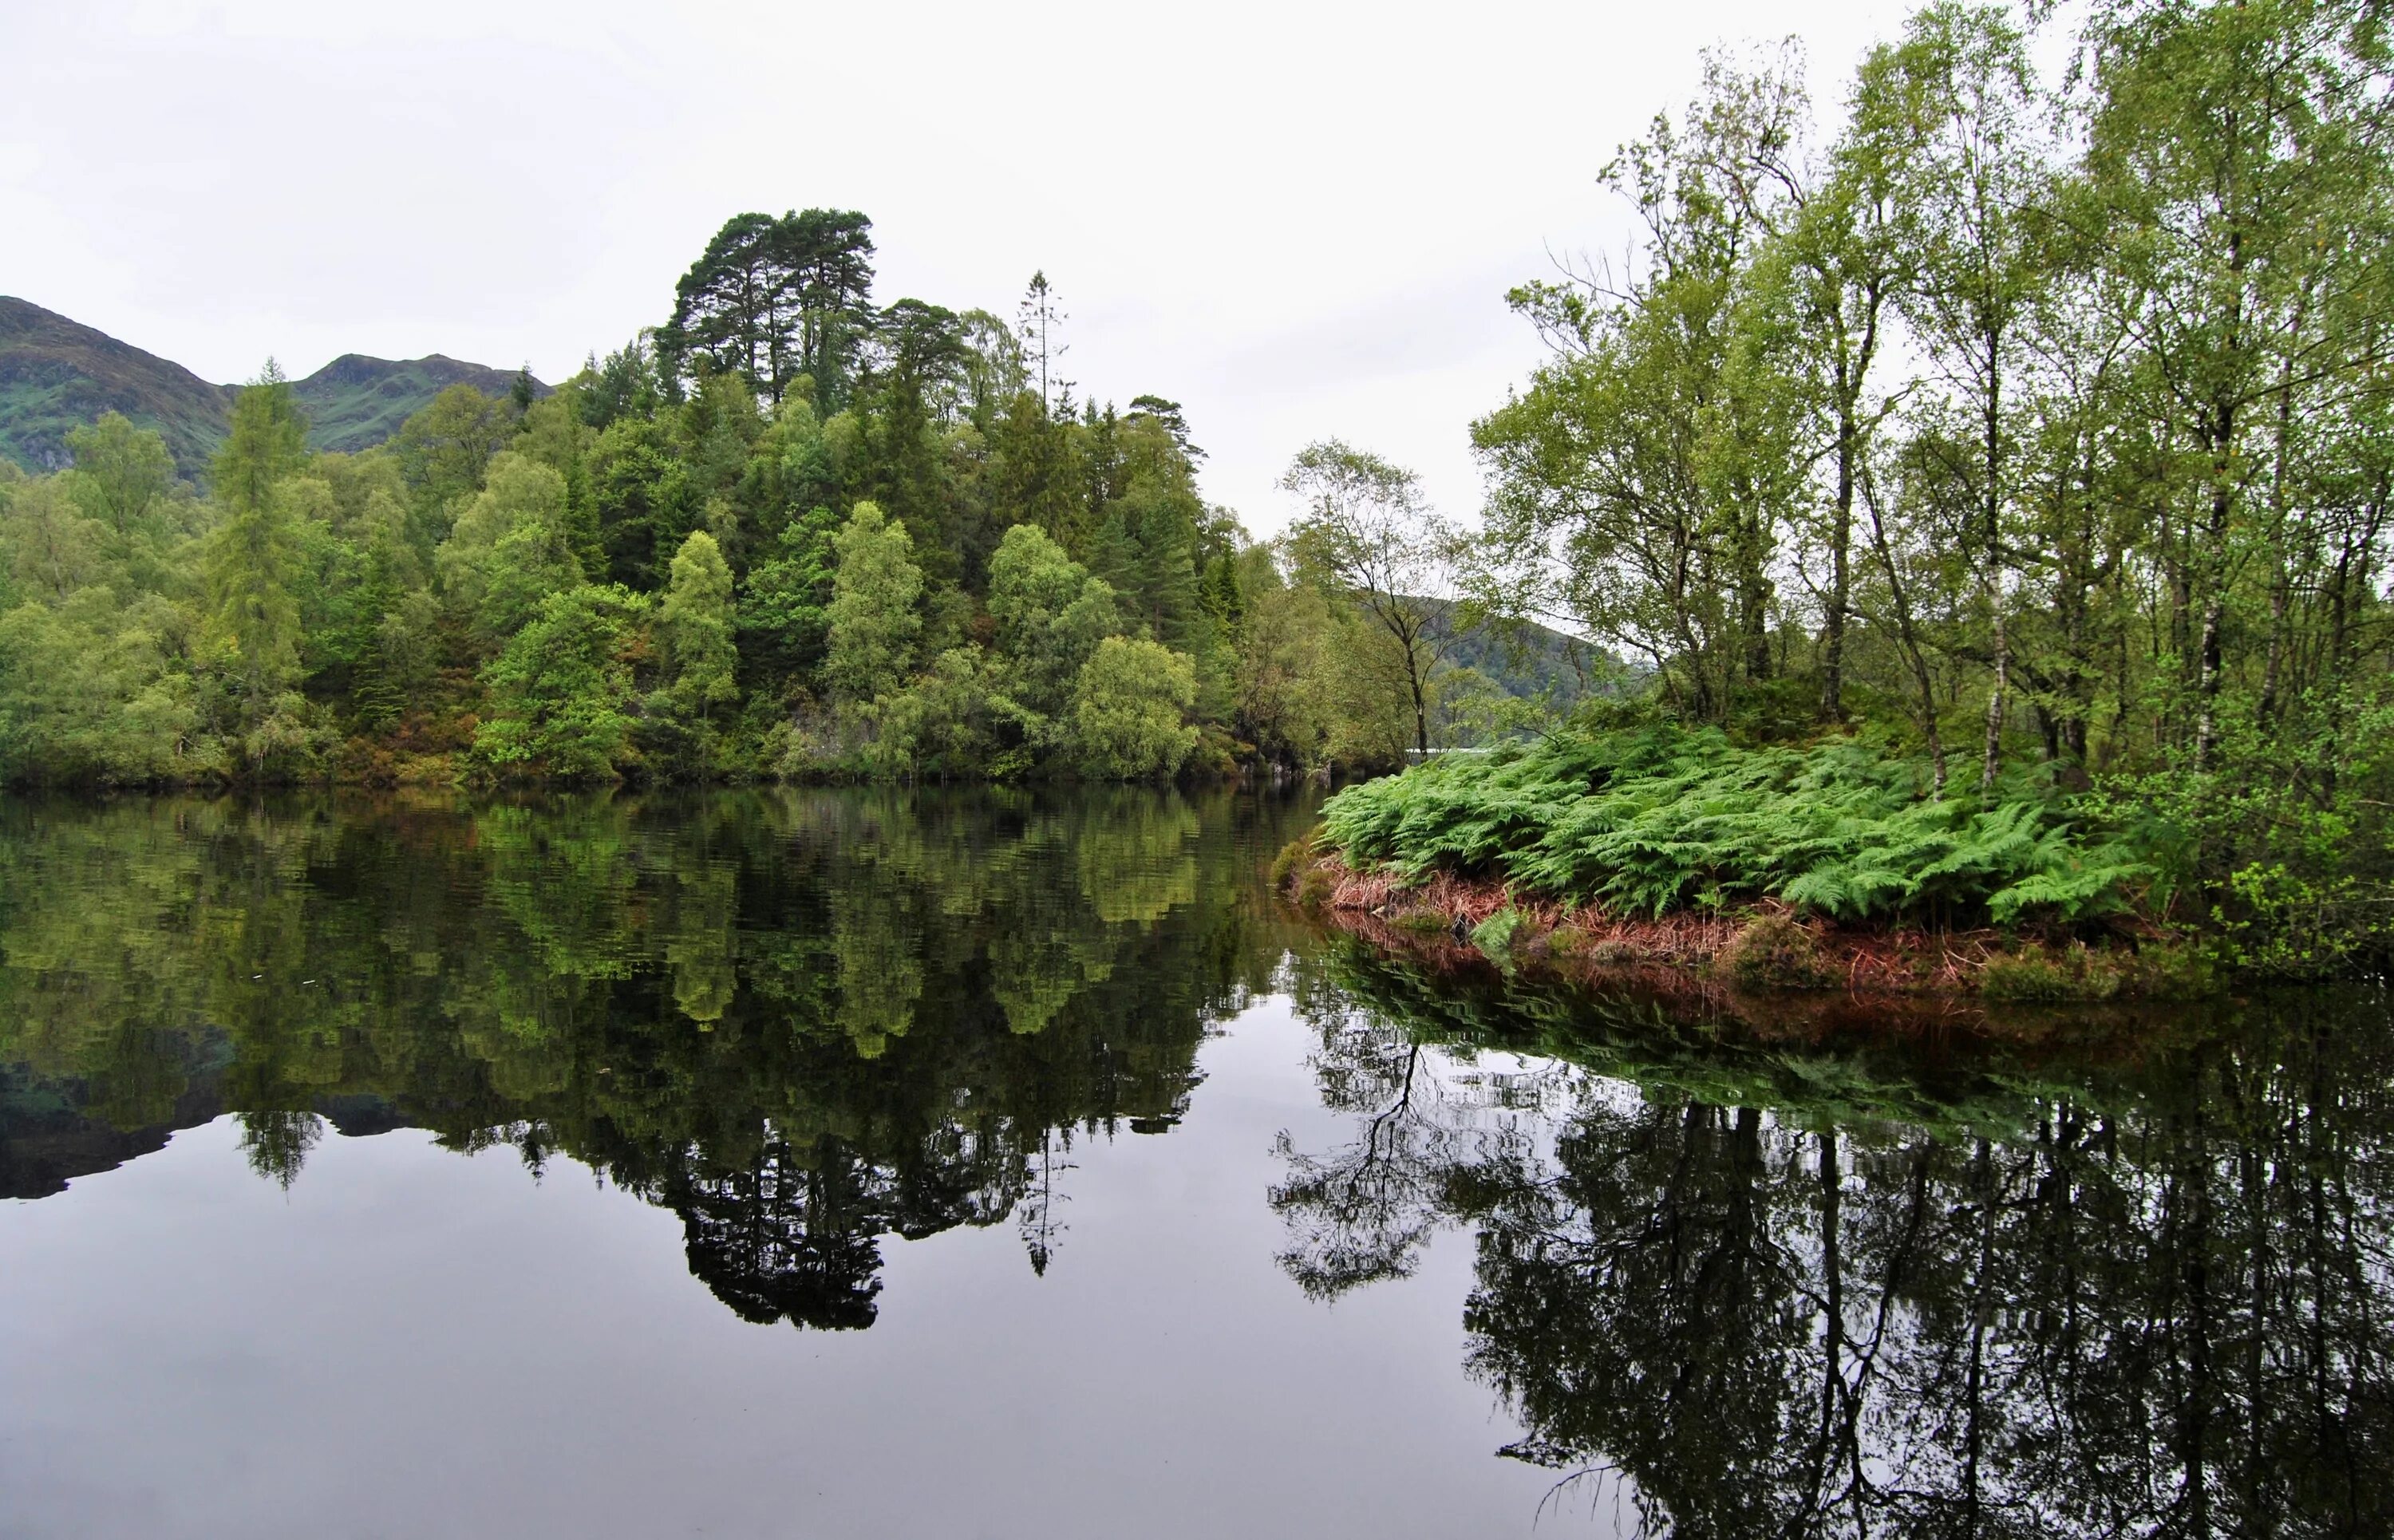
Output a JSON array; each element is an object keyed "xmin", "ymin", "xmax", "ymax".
[{"xmin": 1, "ymin": 788, "xmax": 2387, "ymax": 1539}]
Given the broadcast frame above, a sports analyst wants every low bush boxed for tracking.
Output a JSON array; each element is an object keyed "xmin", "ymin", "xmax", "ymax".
[
  {"xmin": 1388, "ymin": 906, "xmax": 1454, "ymax": 935},
  {"xmin": 1719, "ymin": 912, "xmax": 1835, "ymax": 990},
  {"xmin": 1268, "ymin": 835, "xmax": 1316, "ymax": 892},
  {"xmin": 1979, "ymin": 946, "xmax": 2122, "ymax": 1003},
  {"xmin": 1584, "ymin": 937, "xmax": 1644, "ymax": 968},
  {"xmin": 1469, "ymin": 906, "xmax": 1527, "ymax": 961}
]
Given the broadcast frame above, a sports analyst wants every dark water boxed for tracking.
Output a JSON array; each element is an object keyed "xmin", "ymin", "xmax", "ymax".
[{"xmin": 0, "ymin": 790, "xmax": 2387, "ymax": 1539}]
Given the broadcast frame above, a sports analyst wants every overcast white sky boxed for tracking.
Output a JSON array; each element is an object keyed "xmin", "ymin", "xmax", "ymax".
[{"xmin": 2, "ymin": 0, "xmax": 1914, "ymax": 535}]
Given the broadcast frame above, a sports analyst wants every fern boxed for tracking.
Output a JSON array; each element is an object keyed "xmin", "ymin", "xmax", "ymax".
[{"xmin": 1318, "ymin": 725, "xmax": 2148, "ymax": 927}]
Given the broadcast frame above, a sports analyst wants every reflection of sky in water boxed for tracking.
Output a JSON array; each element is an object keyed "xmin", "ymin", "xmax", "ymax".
[{"xmin": 1, "ymin": 788, "xmax": 2388, "ymax": 1538}]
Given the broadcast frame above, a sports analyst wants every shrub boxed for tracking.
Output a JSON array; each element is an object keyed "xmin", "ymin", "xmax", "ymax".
[
  {"xmin": 1979, "ymin": 946, "xmax": 2122, "ymax": 1003},
  {"xmin": 2116, "ymin": 941, "xmax": 2218, "ymax": 1000},
  {"xmin": 1469, "ymin": 906, "xmax": 1527, "ymax": 960},
  {"xmin": 1071, "ymin": 637, "xmax": 1199, "ymax": 780},
  {"xmin": 1719, "ymin": 912, "xmax": 1834, "ymax": 990},
  {"xmin": 1269, "ymin": 834, "xmax": 1317, "ymax": 892},
  {"xmin": 473, "ymin": 584, "xmax": 650, "ymax": 782}
]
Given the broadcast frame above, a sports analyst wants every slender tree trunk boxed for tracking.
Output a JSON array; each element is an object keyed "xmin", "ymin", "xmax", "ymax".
[
  {"xmin": 2192, "ymin": 451, "xmax": 2235, "ymax": 772},
  {"xmin": 1978, "ymin": 320, "xmax": 2005, "ymax": 798},
  {"xmin": 2255, "ymin": 350, "xmax": 2302, "ymax": 728},
  {"xmin": 1867, "ymin": 472, "xmax": 1945, "ymax": 794},
  {"xmin": 1981, "ymin": 606, "xmax": 2008, "ymax": 799},
  {"xmin": 1821, "ymin": 418, "xmax": 1855, "ymax": 723},
  {"xmin": 2256, "ymin": 565, "xmax": 2290, "ymax": 727}
]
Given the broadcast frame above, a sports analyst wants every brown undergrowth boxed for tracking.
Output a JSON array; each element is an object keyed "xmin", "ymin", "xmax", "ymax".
[{"xmin": 1277, "ymin": 845, "xmax": 2214, "ymax": 1017}]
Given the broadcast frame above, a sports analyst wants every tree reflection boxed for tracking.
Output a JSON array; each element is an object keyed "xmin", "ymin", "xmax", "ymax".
[
  {"xmin": 0, "ymin": 786, "xmax": 1315, "ymax": 1328},
  {"xmin": 669, "ymin": 1138, "xmax": 889, "ymax": 1330},
  {"xmin": 1277, "ymin": 945, "xmax": 2394, "ymax": 1538}
]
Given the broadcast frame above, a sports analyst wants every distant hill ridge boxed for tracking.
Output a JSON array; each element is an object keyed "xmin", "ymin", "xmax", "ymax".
[{"xmin": 0, "ymin": 296, "xmax": 543, "ymax": 479}]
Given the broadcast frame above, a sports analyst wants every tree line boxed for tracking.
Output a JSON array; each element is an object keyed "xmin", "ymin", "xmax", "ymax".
[
  {"xmin": 1477, "ymin": 0, "xmax": 2392, "ymax": 788},
  {"xmin": 0, "ymin": 215, "xmax": 1540, "ymax": 788}
]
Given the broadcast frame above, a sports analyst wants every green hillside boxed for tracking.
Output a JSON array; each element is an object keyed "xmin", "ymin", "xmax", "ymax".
[
  {"xmin": 0, "ymin": 297, "xmax": 235, "ymax": 478},
  {"xmin": 0, "ymin": 297, "xmax": 540, "ymax": 477},
  {"xmin": 294, "ymin": 353, "xmax": 544, "ymax": 452},
  {"xmin": 1437, "ymin": 603, "xmax": 1605, "ymax": 705}
]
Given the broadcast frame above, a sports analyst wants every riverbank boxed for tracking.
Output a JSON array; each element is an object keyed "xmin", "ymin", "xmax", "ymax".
[
  {"xmin": 1278, "ymin": 845, "xmax": 2218, "ymax": 1007},
  {"xmin": 1282, "ymin": 721, "xmax": 2394, "ymax": 997}
]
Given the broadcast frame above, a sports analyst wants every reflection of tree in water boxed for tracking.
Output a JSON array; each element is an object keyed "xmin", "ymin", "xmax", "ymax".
[
  {"xmin": 668, "ymin": 1137, "xmax": 890, "ymax": 1330},
  {"xmin": 239, "ymin": 1109, "xmax": 324, "ymax": 1191},
  {"xmin": 1277, "ymin": 946, "xmax": 2394, "ymax": 1538},
  {"xmin": 1270, "ymin": 992, "xmax": 1543, "ymax": 1298},
  {"xmin": 0, "ymin": 786, "xmax": 1316, "ymax": 1329}
]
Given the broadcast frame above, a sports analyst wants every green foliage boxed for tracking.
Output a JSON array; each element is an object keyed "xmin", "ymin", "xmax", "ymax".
[
  {"xmin": 435, "ymin": 451, "xmax": 583, "ymax": 646},
  {"xmin": 739, "ymin": 503, "xmax": 840, "ymax": 681},
  {"xmin": 206, "ymin": 367, "xmax": 312, "ymax": 771},
  {"xmin": 1071, "ymin": 636, "xmax": 1197, "ymax": 780},
  {"xmin": 7, "ymin": 212, "xmax": 1696, "ymax": 800},
  {"xmin": 1268, "ymin": 832, "xmax": 1318, "ymax": 892},
  {"xmin": 648, "ymin": 529, "xmax": 740, "ymax": 776},
  {"xmin": 474, "ymin": 584, "xmax": 651, "ymax": 781},
  {"xmin": 662, "ymin": 530, "xmax": 737, "ymax": 711},
  {"xmin": 663, "ymin": 209, "xmax": 876, "ymax": 406},
  {"xmin": 64, "ymin": 412, "xmax": 176, "ymax": 533},
  {"xmin": 875, "ymin": 645, "xmax": 1037, "ymax": 779},
  {"xmin": 824, "ymin": 500, "xmax": 922, "ymax": 709},
  {"xmin": 393, "ymin": 384, "xmax": 514, "ymax": 534},
  {"xmin": 1979, "ymin": 946, "xmax": 2123, "ymax": 1003},
  {"xmin": 0, "ymin": 588, "xmax": 204, "ymax": 784},
  {"xmin": 1469, "ymin": 906, "xmax": 1526, "ymax": 962},
  {"xmin": 1321, "ymin": 726, "xmax": 2149, "ymax": 926},
  {"xmin": 1719, "ymin": 912, "xmax": 1835, "ymax": 989},
  {"xmin": 986, "ymin": 522, "xmax": 1116, "ymax": 721},
  {"xmin": 1445, "ymin": 2, "xmax": 2394, "ymax": 980}
]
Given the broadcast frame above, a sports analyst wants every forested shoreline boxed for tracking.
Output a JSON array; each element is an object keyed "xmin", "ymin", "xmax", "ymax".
[
  {"xmin": 1294, "ymin": 0, "xmax": 2394, "ymax": 981},
  {"xmin": 0, "ymin": 222, "xmax": 1556, "ymax": 792},
  {"xmin": 4, "ymin": 0, "xmax": 2392, "ymax": 977}
]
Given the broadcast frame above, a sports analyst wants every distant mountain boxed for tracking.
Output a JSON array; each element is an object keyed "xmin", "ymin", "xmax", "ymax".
[
  {"xmin": 0, "ymin": 296, "xmax": 235, "ymax": 478},
  {"xmin": 0, "ymin": 297, "xmax": 543, "ymax": 479},
  {"xmin": 1428, "ymin": 599, "xmax": 1612, "ymax": 705},
  {"xmin": 294, "ymin": 353, "xmax": 543, "ymax": 454}
]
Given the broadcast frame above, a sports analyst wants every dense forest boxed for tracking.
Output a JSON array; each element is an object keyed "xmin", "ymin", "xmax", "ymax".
[
  {"xmin": 0, "ymin": 219, "xmax": 1556, "ymax": 790},
  {"xmin": 1300, "ymin": 0, "xmax": 2394, "ymax": 977}
]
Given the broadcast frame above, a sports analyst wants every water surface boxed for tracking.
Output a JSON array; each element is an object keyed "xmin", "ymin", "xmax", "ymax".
[{"xmin": 1, "ymin": 789, "xmax": 2387, "ymax": 1538}]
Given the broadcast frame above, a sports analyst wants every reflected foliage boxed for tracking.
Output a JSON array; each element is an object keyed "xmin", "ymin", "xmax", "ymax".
[
  {"xmin": 0, "ymin": 787, "xmax": 1312, "ymax": 1329},
  {"xmin": 12, "ymin": 786, "xmax": 2390, "ymax": 1528},
  {"xmin": 1277, "ymin": 944, "xmax": 2394, "ymax": 1537}
]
